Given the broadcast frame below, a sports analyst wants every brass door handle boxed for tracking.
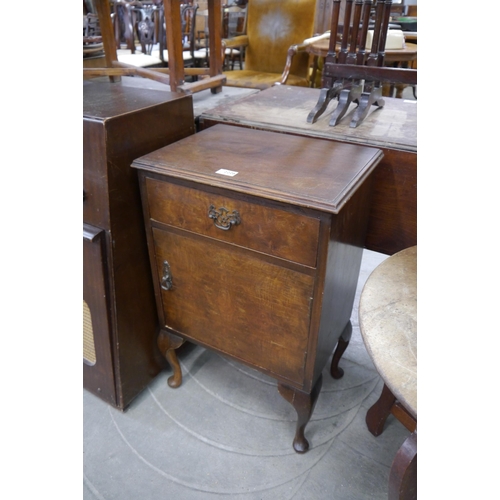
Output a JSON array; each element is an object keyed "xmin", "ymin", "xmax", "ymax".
[
  {"xmin": 208, "ymin": 204, "xmax": 241, "ymax": 231},
  {"xmin": 161, "ymin": 261, "xmax": 173, "ymax": 291}
]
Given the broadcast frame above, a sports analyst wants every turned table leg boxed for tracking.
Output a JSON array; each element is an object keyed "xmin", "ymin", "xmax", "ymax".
[
  {"xmin": 157, "ymin": 330, "xmax": 185, "ymax": 388},
  {"xmin": 330, "ymin": 321, "xmax": 352, "ymax": 379},
  {"xmin": 278, "ymin": 374, "xmax": 323, "ymax": 453}
]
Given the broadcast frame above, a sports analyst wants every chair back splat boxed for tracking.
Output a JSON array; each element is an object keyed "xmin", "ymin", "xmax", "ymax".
[
  {"xmin": 307, "ymin": 0, "xmax": 410, "ymax": 128},
  {"xmin": 156, "ymin": 3, "xmax": 199, "ymax": 67},
  {"xmin": 134, "ymin": 1, "xmax": 160, "ymax": 55}
]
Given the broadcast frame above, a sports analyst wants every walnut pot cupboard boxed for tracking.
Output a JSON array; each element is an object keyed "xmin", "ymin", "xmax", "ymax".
[{"xmin": 132, "ymin": 124, "xmax": 383, "ymax": 451}]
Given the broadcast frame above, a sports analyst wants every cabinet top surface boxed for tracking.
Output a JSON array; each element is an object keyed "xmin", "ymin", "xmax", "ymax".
[
  {"xmin": 132, "ymin": 124, "xmax": 383, "ymax": 213},
  {"xmin": 83, "ymin": 81, "xmax": 190, "ymax": 120}
]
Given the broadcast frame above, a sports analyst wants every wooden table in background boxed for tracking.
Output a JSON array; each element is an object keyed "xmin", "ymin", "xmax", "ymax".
[
  {"xmin": 199, "ymin": 85, "xmax": 417, "ymax": 256},
  {"xmin": 402, "ymin": 32, "xmax": 417, "ymax": 43},
  {"xmin": 307, "ymin": 40, "xmax": 418, "ymax": 65}
]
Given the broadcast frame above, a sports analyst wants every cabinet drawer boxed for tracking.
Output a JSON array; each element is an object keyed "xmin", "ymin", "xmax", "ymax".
[{"xmin": 146, "ymin": 178, "xmax": 320, "ymax": 267}]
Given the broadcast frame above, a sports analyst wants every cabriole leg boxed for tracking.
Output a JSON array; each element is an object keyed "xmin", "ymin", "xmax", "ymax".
[
  {"xmin": 157, "ymin": 330, "xmax": 185, "ymax": 388},
  {"xmin": 278, "ymin": 374, "xmax": 323, "ymax": 453},
  {"xmin": 330, "ymin": 321, "xmax": 352, "ymax": 379}
]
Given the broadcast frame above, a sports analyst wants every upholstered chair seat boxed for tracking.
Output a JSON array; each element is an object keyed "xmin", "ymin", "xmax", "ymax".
[
  {"xmin": 117, "ymin": 49, "xmax": 163, "ymax": 67},
  {"xmin": 224, "ymin": 69, "xmax": 311, "ymax": 90}
]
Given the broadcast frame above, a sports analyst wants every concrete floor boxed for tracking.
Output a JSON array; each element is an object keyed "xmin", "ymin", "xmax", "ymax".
[{"xmin": 83, "ymin": 249, "xmax": 413, "ymax": 499}]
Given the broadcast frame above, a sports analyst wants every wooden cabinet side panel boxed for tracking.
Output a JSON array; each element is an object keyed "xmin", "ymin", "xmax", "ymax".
[
  {"xmin": 103, "ymin": 103, "xmax": 194, "ymax": 408},
  {"xmin": 83, "ymin": 227, "xmax": 117, "ymax": 406},
  {"xmin": 312, "ymin": 176, "xmax": 374, "ymax": 385},
  {"xmin": 152, "ymin": 227, "xmax": 315, "ymax": 386}
]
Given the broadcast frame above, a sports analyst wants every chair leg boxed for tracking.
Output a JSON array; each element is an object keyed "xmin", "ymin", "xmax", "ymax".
[
  {"xmin": 306, "ymin": 85, "xmax": 342, "ymax": 124},
  {"xmin": 350, "ymin": 86, "xmax": 385, "ymax": 128},
  {"xmin": 329, "ymin": 85, "xmax": 362, "ymax": 127},
  {"xmin": 330, "ymin": 321, "xmax": 352, "ymax": 379}
]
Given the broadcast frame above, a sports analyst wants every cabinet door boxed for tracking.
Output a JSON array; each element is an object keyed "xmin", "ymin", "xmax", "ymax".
[
  {"xmin": 152, "ymin": 227, "xmax": 315, "ymax": 386},
  {"xmin": 83, "ymin": 224, "xmax": 116, "ymax": 406}
]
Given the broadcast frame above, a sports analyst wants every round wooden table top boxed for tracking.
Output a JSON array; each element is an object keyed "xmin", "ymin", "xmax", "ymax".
[
  {"xmin": 359, "ymin": 245, "xmax": 417, "ymax": 418},
  {"xmin": 308, "ymin": 40, "xmax": 417, "ymax": 64}
]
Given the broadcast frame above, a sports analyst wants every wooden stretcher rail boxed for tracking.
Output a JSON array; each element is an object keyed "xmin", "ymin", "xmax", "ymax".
[
  {"xmin": 326, "ymin": 64, "xmax": 417, "ymax": 85},
  {"xmin": 83, "ymin": 65, "xmax": 223, "ymax": 91},
  {"xmin": 84, "ymin": 67, "xmax": 170, "ymax": 86},
  {"xmin": 178, "ymin": 74, "xmax": 227, "ymax": 93}
]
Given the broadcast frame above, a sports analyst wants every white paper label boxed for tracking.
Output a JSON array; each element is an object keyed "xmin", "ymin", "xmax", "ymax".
[{"xmin": 215, "ymin": 169, "xmax": 239, "ymax": 177}]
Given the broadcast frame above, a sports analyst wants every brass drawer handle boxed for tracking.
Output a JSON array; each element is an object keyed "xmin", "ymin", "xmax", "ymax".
[
  {"xmin": 208, "ymin": 204, "xmax": 241, "ymax": 231},
  {"xmin": 161, "ymin": 261, "xmax": 173, "ymax": 291}
]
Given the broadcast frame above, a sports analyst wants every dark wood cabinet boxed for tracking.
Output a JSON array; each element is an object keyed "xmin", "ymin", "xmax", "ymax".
[
  {"xmin": 83, "ymin": 80, "xmax": 195, "ymax": 409},
  {"xmin": 132, "ymin": 124, "xmax": 383, "ymax": 451}
]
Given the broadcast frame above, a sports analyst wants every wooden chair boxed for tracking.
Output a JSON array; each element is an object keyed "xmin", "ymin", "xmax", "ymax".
[
  {"xmin": 111, "ymin": 0, "xmax": 136, "ymax": 53},
  {"xmin": 83, "ymin": 11, "xmax": 105, "ymax": 62},
  {"xmin": 111, "ymin": 0, "xmax": 163, "ymax": 67},
  {"xmin": 153, "ymin": 3, "xmax": 206, "ymax": 68},
  {"xmin": 88, "ymin": 0, "xmax": 226, "ymax": 94},
  {"xmin": 192, "ymin": 5, "xmax": 247, "ymax": 70},
  {"xmin": 183, "ymin": 3, "xmax": 212, "ymax": 67},
  {"xmin": 223, "ymin": 0, "xmax": 317, "ymax": 90},
  {"xmin": 307, "ymin": 0, "xmax": 416, "ymax": 128},
  {"xmin": 194, "ymin": 8, "xmax": 208, "ymax": 51},
  {"xmin": 222, "ymin": 5, "xmax": 247, "ymax": 70},
  {"xmin": 131, "ymin": 0, "xmax": 162, "ymax": 55}
]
